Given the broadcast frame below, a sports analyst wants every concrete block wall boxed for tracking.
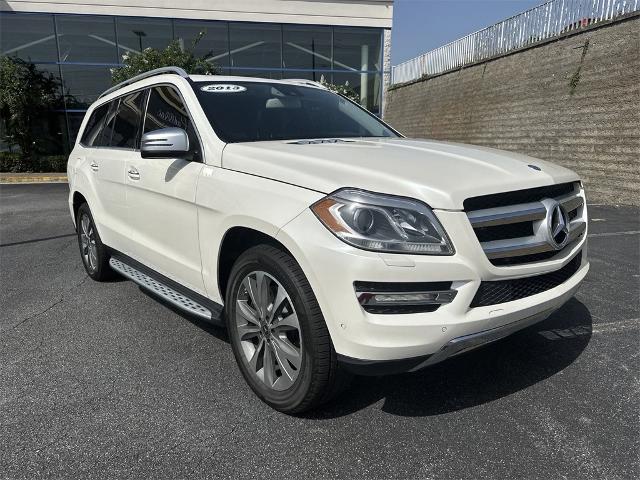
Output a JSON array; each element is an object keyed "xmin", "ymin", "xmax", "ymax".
[{"xmin": 384, "ymin": 16, "xmax": 640, "ymax": 205}]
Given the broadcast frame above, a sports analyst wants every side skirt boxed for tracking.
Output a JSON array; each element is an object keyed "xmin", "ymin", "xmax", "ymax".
[{"xmin": 108, "ymin": 250, "xmax": 224, "ymax": 326}]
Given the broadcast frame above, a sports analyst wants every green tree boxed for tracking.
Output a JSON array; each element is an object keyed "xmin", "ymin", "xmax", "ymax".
[
  {"xmin": 111, "ymin": 38, "xmax": 219, "ymax": 84},
  {"xmin": 0, "ymin": 57, "xmax": 63, "ymax": 158}
]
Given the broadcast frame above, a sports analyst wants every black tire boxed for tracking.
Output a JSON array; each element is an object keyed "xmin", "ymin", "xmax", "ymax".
[
  {"xmin": 76, "ymin": 203, "xmax": 114, "ymax": 281},
  {"xmin": 225, "ymin": 244, "xmax": 351, "ymax": 413}
]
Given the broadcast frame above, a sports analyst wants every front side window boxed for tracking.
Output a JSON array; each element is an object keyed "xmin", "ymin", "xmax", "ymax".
[
  {"xmin": 111, "ymin": 90, "xmax": 146, "ymax": 149},
  {"xmin": 193, "ymin": 81, "xmax": 397, "ymax": 143},
  {"xmin": 144, "ymin": 86, "xmax": 200, "ymax": 161}
]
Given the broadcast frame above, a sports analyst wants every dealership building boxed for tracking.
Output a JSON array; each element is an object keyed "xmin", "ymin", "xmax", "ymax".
[{"xmin": 0, "ymin": 0, "xmax": 393, "ymax": 156}]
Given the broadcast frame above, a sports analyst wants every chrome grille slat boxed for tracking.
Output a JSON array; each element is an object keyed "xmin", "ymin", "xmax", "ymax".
[
  {"xmin": 465, "ymin": 182, "xmax": 586, "ymax": 265},
  {"xmin": 467, "ymin": 202, "xmax": 546, "ymax": 227},
  {"xmin": 483, "ymin": 238, "xmax": 554, "ymax": 259}
]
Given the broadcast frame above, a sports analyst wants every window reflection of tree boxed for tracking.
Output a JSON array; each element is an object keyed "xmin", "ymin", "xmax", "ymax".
[{"xmin": 145, "ymin": 87, "xmax": 189, "ymax": 131}]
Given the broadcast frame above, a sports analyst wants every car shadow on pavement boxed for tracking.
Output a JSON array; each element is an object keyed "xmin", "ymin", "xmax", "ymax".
[
  {"xmin": 139, "ymin": 287, "xmax": 229, "ymax": 342},
  {"xmin": 138, "ymin": 285, "xmax": 591, "ymax": 419},
  {"xmin": 306, "ymin": 298, "xmax": 592, "ymax": 419}
]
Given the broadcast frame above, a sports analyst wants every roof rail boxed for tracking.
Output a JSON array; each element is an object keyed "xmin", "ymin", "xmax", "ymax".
[{"xmin": 98, "ymin": 66, "xmax": 189, "ymax": 99}]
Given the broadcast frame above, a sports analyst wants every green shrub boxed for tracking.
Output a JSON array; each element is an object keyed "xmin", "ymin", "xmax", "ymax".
[{"xmin": 0, "ymin": 152, "xmax": 67, "ymax": 173}]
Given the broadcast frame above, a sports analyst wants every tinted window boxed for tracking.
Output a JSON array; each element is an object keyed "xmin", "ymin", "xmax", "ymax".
[
  {"xmin": 60, "ymin": 64, "xmax": 113, "ymax": 110},
  {"xmin": 111, "ymin": 90, "xmax": 146, "ymax": 149},
  {"xmin": 0, "ymin": 13, "xmax": 57, "ymax": 61},
  {"xmin": 229, "ymin": 23, "xmax": 281, "ymax": 68},
  {"xmin": 93, "ymin": 100, "xmax": 118, "ymax": 147},
  {"xmin": 193, "ymin": 81, "xmax": 396, "ymax": 143},
  {"xmin": 173, "ymin": 20, "xmax": 229, "ymax": 67},
  {"xmin": 144, "ymin": 86, "xmax": 200, "ymax": 161},
  {"xmin": 116, "ymin": 17, "xmax": 172, "ymax": 58},
  {"xmin": 56, "ymin": 15, "xmax": 118, "ymax": 63},
  {"xmin": 80, "ymin": 103, "xmax": 109, "ymax": 147}
]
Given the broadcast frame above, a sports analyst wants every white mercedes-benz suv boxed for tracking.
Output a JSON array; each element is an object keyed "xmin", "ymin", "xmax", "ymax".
[{"xmin": 67, "ymin": 67, "xmax": 589, "ymax": 413}]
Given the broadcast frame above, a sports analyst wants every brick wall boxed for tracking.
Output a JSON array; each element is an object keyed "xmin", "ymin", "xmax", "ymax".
[{"xmin": 384, "ymin": 16, "xmax": 640, "ymax": 205}]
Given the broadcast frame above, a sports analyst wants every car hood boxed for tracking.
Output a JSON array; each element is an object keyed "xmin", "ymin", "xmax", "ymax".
[{"xmin": 221, "ymin": 137, "xmax": 580, "ymax": 210}]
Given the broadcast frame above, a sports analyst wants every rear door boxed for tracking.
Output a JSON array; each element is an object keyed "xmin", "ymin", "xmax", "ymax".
[
  {"xmin": 84, "ymin": 99, "xmax": 131, "ymax": 249},
  {"xmin": 125, "ymin": 84, "xmax": 205, "ymax": 294}
]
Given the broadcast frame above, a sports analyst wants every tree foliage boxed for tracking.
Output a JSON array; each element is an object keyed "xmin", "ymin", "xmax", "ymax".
[
  {"xmin": 0, "ymin": 56, "xmax": 63, "ymax": 158},
  {"xmin": 111, "ymin": 39, "xmax": 219, "ymax": 84}
]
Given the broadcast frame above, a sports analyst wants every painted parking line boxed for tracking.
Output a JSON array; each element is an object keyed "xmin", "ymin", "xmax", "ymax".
[
  {"xmin": 538, "ymin": 318, "xmax": 639, "ymax": 340},
  {"xmin": 587, "ymin": 231, "xmax": 640, "ymax": 238}
]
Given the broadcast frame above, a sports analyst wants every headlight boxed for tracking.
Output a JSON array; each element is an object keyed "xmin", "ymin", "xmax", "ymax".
[{"xmin": 311, "ymin": 189, "xmax": 454, "ymax": 255}]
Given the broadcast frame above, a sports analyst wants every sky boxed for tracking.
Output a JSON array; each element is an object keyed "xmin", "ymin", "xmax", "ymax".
[{"xmin": 391, "ymin": 0, "xmax": 545, "ymax": 66}]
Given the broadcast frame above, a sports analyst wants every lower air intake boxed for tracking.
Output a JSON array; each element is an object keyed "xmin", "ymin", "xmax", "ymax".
[{"xmin": 470, "ymin": 252, "xmax": 582, "ymax": 307}]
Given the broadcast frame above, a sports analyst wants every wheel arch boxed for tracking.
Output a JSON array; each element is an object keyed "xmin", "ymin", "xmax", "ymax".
[
  {"xmin": 72, "ymin": 191, "xmax": 88, "ymax": 223},
  {"xmin": 217, "ymin": 226, "xmax": 297, "ymax": 302}
]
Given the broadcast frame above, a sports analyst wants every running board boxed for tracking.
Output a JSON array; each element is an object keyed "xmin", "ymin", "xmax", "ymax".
[{"xmin": 109, "ymin": 257, "xmax": 219, "ymax": 322}]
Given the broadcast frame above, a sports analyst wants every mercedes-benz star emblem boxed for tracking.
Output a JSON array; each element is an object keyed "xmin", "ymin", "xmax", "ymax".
[{"xmin": 548, "ymin": 202, "xmax": 570, "ymax": 249}]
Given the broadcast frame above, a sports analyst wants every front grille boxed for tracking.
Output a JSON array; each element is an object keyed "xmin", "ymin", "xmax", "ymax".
[
  {"xmin": 465, "ymin": 181, "xmax": 586, "ymax": 266},
  {"xmin": 474, "ymin": 221, "xmax": 534, "ymax": 243},
  {"xmin": 470, "ymin": 252, "xmax": 582, "ymax": 307},
  {"xmin": 490, "ymin": 250, "xmax": 559, "ymax": 266},
  {"xmin": 464, "ymin": 182, "xmax": 577, "ymax": 212}
]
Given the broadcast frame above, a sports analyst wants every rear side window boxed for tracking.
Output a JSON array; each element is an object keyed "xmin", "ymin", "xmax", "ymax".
[
  {"xmin": 111, "ymin": 90, "xmax": 146, "ymax": 149},
  {"xmin": 80, "ymin": 103, "xmax": 109, "ymax": 147},
  {"xmin": 144, "ymin": 86, "xmax": 201, "ymax": 161},
  {"xmin": 93, "ymin": 100, "xmax": 118, "ymax": 148}
]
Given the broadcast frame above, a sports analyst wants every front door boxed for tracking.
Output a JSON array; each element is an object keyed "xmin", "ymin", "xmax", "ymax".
[{"xmin": 126, "ymin": 85, "xmax": 205, "ymax": 294}]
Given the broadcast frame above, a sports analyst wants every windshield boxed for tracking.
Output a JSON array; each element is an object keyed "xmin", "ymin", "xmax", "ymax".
[{"xmin": 192, "ymin": 81, "xmax": 398, "ymax": 143}]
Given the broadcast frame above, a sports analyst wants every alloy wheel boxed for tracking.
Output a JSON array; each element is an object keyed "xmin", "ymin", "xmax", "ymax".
[
  {"xmin": 235, "ymin": 271, "xmax": 302, "ymax": 391},
  {"xmin": 80, "ymin": 213, "xmax": 98, "ymax": 272}
]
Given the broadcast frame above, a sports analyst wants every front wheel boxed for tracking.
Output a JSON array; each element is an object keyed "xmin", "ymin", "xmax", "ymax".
[{"xmin": 225, "ymin": 245, "xmax": 351, "ymax": 413}]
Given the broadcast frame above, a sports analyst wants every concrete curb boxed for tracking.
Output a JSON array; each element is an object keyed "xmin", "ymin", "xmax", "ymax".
[{"xmin": 0, "ymin": 174, "xmax": 68, "ymax": 184}]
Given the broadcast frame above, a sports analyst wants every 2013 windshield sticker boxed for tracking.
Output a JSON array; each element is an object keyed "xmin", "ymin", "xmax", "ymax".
[{"xmin": 200, "ymin": 84, "xmax": 247, "ymax": 93}]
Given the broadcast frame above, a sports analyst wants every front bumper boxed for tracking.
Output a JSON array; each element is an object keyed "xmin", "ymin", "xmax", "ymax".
[{"xmin": 276, "ymin": 208, "xmax": 589, "ymax": 369}]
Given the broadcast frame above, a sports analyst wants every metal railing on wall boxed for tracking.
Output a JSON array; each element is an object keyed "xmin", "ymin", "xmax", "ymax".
[{"xmin": 391, "ymin": 0, "xmax": 639, "ymax": 85}]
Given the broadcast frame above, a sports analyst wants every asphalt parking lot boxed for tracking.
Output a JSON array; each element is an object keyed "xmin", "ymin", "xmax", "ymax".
[{"xmin": 1, "ymin": 183, "xmax": 638, "ymax": 479}]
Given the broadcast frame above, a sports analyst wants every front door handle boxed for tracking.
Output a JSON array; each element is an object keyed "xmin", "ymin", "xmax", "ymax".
[
  {"xmin": 90, "ymin": 161, "xmax": 99, "ymax": 172},
  {"xmin": 128, "ymin": 167, "xmax": 140, "ymax": 181}
]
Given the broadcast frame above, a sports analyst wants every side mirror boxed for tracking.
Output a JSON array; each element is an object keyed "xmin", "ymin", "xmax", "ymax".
[{"xmin": 140, "ymin": 127, "xmax": 189, "ymax": 158}]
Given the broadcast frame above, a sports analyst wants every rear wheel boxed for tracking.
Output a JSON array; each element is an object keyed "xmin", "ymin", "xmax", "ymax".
[
  {"xmin": 225, "ymin": 244, "xmax": 351, "ymax": 413},
  {"xmin": 76, "ymin": 203, "xmax": 114, "ymax": 281}
]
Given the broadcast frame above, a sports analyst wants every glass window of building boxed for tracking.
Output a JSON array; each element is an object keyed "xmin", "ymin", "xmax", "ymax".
[
  {"xmin": 0, "ymin": 13, "xmax": 57, "ymax": 62},
  {"xmin": 61, "ymin": 65, "xmax": 113, "ymax": 109},
  {"xmin": 116, "ymin": 17, "xmax": 172, "ymax": 59},
  {"xmin": 229, "ymin": 23, "xmax": 281, "ymax": 69},
  {"xmin": 282, "ymin": 25, "xmax": 331, "ymax": 71},
  {"xmin": 56, "ymin": 15, "xmax": 118, "ymax": 64},
  {"xmin": 230, "ymin": 69, "xmax": 282, "ymax": 80},
  {"xmin": 333, "ymin": 27, "xmax": 382, "ymax": 72},
  {"xmin": 173, "ymin": 20, "xmax": 229, "ymax": 68}
]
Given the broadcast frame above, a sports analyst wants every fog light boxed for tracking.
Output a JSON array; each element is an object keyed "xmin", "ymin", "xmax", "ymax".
[{"xmin": 354, "ymin": 281, "xmax": 457, "ymax": 314}]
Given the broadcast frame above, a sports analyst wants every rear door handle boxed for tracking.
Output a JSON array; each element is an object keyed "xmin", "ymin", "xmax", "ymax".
[
  {"xmin": 90, "ymin": 161, "xmax": 99, "ymax": 172},
  {"xmin": 128, "ymin": 167, "xmax": 140, "ymax": 180}
]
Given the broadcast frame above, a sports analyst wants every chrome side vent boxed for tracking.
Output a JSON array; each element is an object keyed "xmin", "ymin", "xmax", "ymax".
[{"xmin": 466, "ymin": 182, "xmax": 586, "ymax": 266}]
